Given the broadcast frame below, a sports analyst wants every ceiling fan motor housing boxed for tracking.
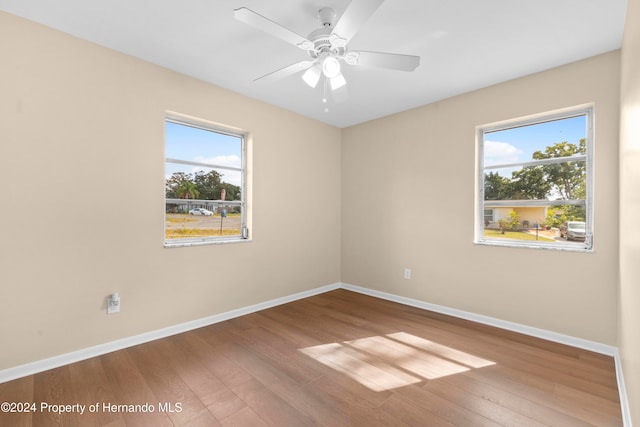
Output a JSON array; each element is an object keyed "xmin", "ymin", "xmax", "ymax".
[
  {"xmin": 307, "ymin": 8, "xmax": 346, "ymax": 59},
  {"xmin": 317, "ymin": 7, "xmax": 337, "ymax": 28}
]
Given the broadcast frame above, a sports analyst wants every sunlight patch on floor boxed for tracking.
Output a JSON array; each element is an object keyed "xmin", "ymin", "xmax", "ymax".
[{"xmin": 299, "ymin": 332, "xmax": 495, "ymax": 391}]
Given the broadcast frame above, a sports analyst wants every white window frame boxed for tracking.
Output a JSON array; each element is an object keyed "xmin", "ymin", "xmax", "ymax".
[
  {"xmin": 164, "ymin": 113, "xmax": 249, "ymax": 248},
  {"xmin": 475, "ymin": 105, "xmax": 594, "ymax": 252}
]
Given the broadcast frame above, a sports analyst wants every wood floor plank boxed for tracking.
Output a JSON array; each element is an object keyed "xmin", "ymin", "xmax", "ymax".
[
  {"xmin": 0, "ymin": 376, "xmax": 34, "ymax": 427},
  {"xmin": 307, "ymin": 371, "xmax": 392, "ymax": 409},
  {"xmin": 379, "ymin": 393, "xmax": 457, "ymax": 426},
  {"xmin": 126, "ymin": 339, "xmax": 220, "ymax": 426},
  {"xmin": 227, "ymin": 324, "xmax": 325, "ymax": 385},
  {"xmin": 219, "ymin": 406, "xmax": 268, "ymax": 427},
  {"xmin": 166, "ymin": 333, "xmax": 245, "ymax": 423},
  {"xmin": 474, "ymin": 333, "xmax": 620, "ymax": 394},
  {"xmin": 436, "ymin": 370, "xmax": 594, "ymax": 427},
  {"xmin": 421, "ymin": 375, "xmax": 548, "ymax": 427},
  {"xmin": 66, "ymin": 357, "xmax": 124, "ymax": 426},
  {"xmin": 229, "ymin": 377, "xmax": 315, "ymax": 427},
  {"xmin": 394, "ymin": 382, "xmax": 504, "ymax": 427},
  {"xmin": 0, "ymin": 289, "xmax": 623, "ymax": 426},
  {"xmin": 100, "ymin": 349, "xmax": 174, "ymax": 427},
  {"xmin": 31, "ymin": 366, "xmax": 74, "ymax": 427},
  {"xmin": 465, "ymin": 365, "xmax": 622, "ymax": 426}
]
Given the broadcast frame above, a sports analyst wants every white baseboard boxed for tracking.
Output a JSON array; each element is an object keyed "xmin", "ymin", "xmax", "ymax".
[
  {"xmin": 614, "ymin": 350, "xmax": 633, "ymax": 427},
  {"xmin": 0, "ymin": 282, "xmax": 340, "ymax": 384},
  {"xmin": 0, "ymin": 281, "xmax": 631, "ymax": 426}
]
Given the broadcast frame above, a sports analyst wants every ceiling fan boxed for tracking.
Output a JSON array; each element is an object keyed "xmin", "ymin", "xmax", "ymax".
[{"xmin": 233, "ymin": 0, "xmax": 420, "ymax": 93}]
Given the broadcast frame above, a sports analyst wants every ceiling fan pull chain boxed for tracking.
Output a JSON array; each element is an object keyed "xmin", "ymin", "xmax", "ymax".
[{"xmin": 323, "ymin": 77, "xmax": 329, "ymax": 112}]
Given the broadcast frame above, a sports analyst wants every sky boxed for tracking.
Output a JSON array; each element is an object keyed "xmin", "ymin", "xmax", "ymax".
[
  {"xmin": 484, "ymin": 114, "xmax": 587, "ymax": 175},
  {"xmin": 165, "ymin": 121, "xmax": 242, "ymax": 186}
]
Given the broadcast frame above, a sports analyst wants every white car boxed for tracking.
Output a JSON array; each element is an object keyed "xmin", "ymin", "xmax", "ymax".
[
  {"xmin": 561, "ymin": 221, "xmax": 586, "ymax": 241},
  {"xmin": 189, "ymin": 208, "xmax": 213, "ymax": 216}
]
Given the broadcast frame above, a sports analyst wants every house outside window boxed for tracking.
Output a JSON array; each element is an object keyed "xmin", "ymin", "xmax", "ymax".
[
  {"xmin": 476, "ymin": 105, "xmax": 593, "ymax": 251},
  {"xmin": 165, "ymin": 114, "xmax": 248, "ymax": 247},
  {"xmin": 483, "ymin": 209, "xmax": 495, "ymax": 226}
]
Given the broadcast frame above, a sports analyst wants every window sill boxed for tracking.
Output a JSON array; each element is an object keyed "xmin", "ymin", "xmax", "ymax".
[
  {"xmin": 164, "ymin": 237, "xmax": 252, "ymax": 248},
  {"xmin": 475, "ymin": 238, "xmax": 593, "ymax": 253}
]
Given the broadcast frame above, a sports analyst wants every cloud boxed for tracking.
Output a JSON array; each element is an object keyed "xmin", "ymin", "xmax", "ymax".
[
  {"xmin": 165, "ymin": 155, "xmax": 243, "ymax": 186},
  {"xmin": 194, "ymin": 154, "xmax": 241, "ymax": 168},
  {"xmin": 484, "ymin": 141, "xmax": 523, "ymax": 166}
]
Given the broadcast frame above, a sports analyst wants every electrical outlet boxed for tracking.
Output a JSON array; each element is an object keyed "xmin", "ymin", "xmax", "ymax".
[
  {"xmin": 107, "ymin": 293, "xmax": 120, "ymax": 314},
  {"xmin": 404, "ymin": 268, "xmax": 411, "ymax": 280}
]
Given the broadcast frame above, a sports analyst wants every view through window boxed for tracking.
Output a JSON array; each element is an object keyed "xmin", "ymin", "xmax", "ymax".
[
  {"xmin": 165, "ymin": 116, "xmax": 247, "ymax": 246},
  {"xmin": 476, "ymin": 107, "xmax": 593, "ymax": 251}
]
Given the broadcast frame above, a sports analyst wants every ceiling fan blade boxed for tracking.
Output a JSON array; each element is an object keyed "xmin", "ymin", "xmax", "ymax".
[
  {"xmin": 254, "ymin": 60, "xmax": 316, "ymax": 82},
  {"xmin": 331, "ymin": 0, "xmax": 385, "ymax": 44},
  {"xmin": 234, "ymin": 8, "xmax": 314, "ymax": 50},
  {"xmin": 347, "ymin": 51, "xmax": 420, "ymax": 71}
]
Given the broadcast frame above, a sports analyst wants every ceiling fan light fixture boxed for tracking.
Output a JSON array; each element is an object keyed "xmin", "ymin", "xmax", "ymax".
[
  {"xmin": 329, "ymin": 72, "xmax": 347, "ymax": 90},
  {"xmin": 322, "ymin": 56, "xmax": 341, "ymax": 79},
  {"xmin": 302, "ymin": 64, "xmax": 322, "ymax": 88}
]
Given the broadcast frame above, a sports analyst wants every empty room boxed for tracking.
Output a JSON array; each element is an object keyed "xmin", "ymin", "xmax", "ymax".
[{"xmin": 1, "ymin": 0, "xmax": 638, "ymax": 426}]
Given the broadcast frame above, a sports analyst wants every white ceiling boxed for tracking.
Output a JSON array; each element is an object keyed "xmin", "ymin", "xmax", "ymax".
[{"xmin": 0, "ymin": 0, "xmax": 628, "ymax": 128}]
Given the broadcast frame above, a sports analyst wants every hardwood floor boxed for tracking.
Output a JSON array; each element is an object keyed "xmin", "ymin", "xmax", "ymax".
[{"xmin": 0, "ymin": 289, "xmax": 623, "ymax": 426}]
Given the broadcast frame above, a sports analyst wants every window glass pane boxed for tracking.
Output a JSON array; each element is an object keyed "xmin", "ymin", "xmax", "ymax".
[
  {"xmin": 166, "ymin": 121, "xmax": 241, "ymax": 168},
  {"xmin": 484, "ymin": 115, "xmax": 586, "ymax": 167},
  {"xmin": 165, "ymin": 119, "xmax": 245, "ymax": 245},
  {"xmin": 478, "ymin": 110, "xmax": 591, "ymax": 250},
  {"xmin": 484, "ymin": 160, "xmax": 586, "ymax": 202},
  {"xmin": 165, "ymin": 163, "xmax": 242, "ymax": 200}
]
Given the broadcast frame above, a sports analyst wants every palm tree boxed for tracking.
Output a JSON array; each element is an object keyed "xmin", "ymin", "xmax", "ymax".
[{"xmin": 177, "ymin": 181, "xmax": 199, "ymax": 200}]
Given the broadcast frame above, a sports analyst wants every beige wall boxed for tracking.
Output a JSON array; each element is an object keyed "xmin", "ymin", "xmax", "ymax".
[
  {"xmin": 342, "ymin": 52, "xmax": 620, "ymax": 345},
  {"xmin": 619, "ymin": 0, "xmax": 640, "ymax": 422},
  {"xmin": 0, "ymin": 12, "xmax": 342, "ymax": 370}
]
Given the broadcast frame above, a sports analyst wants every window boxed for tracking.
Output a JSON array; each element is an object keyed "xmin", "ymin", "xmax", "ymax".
[
  {"xmin": 483, "ymin": 209, "xmax": 495, "ymax": 225},
  {"xmin": 165, "ymin": 114, "xmax": 248, "ymax": 247},
  {"xmin": 476, "ymin": 106, "xmax": 593, "ymax": 251}
]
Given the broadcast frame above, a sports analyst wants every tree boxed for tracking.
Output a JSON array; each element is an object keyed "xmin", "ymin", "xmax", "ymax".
[
  {"xmin": 165, "ymin": 170, "xmax": 240, "ymax": 202},
  {"xmin": 485, "ymin": 139, "xmax": 587, "ymax": 203},
  {"xmin": 498, "ymin": 210, "xmax": 519, "ymax": 234},
  {"xmin": 177, "ymin": 181, "xmax": 199, "ymax": 200},
  {"xmin": 545, "ymin": 209, "xmax": 565, "ymax": 229},
  {"xmin": 165, "ymin": 172, "xmax": 192, "ymax": 198},
  {"xmin": 193, "ymin": 170, "xmax": 222, "ymax": 200},
  {"xmin": 532, "ymin": 139, "xmax": 586, "ymax": 200},
  {"xmin": 510, "ymin": 166, "xmax": 551, "ymax": 200},
  {"xmin": 484, "ymin": 172, "xmax": 513, "ymax": 200},
  {"xmin": 218, "ymin": 182, "xmax": 241, "ymax": 201},
  {"xmin": 562, "ymin": 204, "xmax": 586, "ymax": 222}
]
